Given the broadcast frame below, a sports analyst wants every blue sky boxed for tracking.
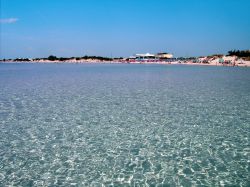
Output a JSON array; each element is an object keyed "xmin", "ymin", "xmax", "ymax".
[{"xmin": 1, "ymin": 0, "xmax": 250, "ymax": 58}]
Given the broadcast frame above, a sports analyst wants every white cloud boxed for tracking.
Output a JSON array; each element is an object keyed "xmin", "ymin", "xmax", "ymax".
[{"xmin": 0, "ymin": 18, "xmax": 19, "ymax": 24}]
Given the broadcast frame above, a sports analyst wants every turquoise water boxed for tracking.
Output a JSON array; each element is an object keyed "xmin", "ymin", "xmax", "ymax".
[{"xmin": 0, "ymin": 63, "xmax": 249, "ymax": 186}]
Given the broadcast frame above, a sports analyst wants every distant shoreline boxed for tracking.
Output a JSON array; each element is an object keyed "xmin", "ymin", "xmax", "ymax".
[
  {"xmin": 1, "ymin": 50, "xmax": 250, "ymax": 67},
  {"xmin": 1, "ymin": 60, "xmax": 250, "ymax": 67}
]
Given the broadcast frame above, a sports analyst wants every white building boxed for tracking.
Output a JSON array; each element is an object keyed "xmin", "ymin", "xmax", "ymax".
[{"xmin": 135, "ymin": 53, "xmax": 155, "ymax": 58}]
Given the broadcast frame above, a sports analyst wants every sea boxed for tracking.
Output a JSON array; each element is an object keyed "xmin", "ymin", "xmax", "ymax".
[{"xmin": 0, "ymin": 63, "xmax": 249, "ymax": 186}]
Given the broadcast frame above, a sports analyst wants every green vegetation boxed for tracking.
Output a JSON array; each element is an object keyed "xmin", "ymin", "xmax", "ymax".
[
  {"xmin": 207, "ymin": 54, "xmax": 224, "ymax": 58},
  {"xmin": 227, "ymin": 50, "xmax": 250, "ymax": 61},
  {"xmin": 0, "ymin": 55, "xmax": 114, "ymax": 62},
  {"xmin": 80, "ymin": 55, "xmax": 112, "ymax": 61},
  {"xmin": 45, "ymin": 55, "xmax": 113, "ymax": 61},
  {"xmin": 227, "ymin": 50, "xmax": 250, "ymax": 57},
  {"xmin": 13, "ymin": 58, "xmax": 31, "ymax": 61},
  {"xmin": 48, "ymin": 55, "xmax": 58, "ymax": 61}
]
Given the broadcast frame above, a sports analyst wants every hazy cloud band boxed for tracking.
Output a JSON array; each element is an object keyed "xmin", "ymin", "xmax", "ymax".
[{"xmin": 0, "ymin": 18, "xmax": 18, "ymax": 24}]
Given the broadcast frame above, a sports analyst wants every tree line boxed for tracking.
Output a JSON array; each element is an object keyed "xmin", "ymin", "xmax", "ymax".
[
  {"xmin": 44, "ymin": 55, "xmax": 113, "ymax": 61},
  {"xmin": 0, "ymin": 55, "xmax": 114, "ymax": 62},
  {"xmin": 227, "ymin": 50, "xmax": 250, "ymax": 57}
]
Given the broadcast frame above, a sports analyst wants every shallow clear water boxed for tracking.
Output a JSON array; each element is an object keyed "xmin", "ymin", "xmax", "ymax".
[{"xmin": 0, "ymin": 63, "xmax": 249, "ymax": 186}]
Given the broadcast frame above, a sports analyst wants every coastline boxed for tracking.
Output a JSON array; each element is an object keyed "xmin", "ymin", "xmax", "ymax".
[{"xmin": 1, "ymin": 60, "xmax": 250, "ymax": 67}]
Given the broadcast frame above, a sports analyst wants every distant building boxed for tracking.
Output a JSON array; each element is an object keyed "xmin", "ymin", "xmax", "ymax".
[
  {"xmin": 128, "ymin": 52, "xmax": 174, "ymax": 63},
  {"xmin": 135, "ymin": 53, "xmax": 155, "ymax": 59},
  {"xmin": 156, "ymin": 52, "xmax": 173, "ymax": 59},
  {"xmin": 134, "ymin": 53, "xmax": 156, "ymax": 62}
]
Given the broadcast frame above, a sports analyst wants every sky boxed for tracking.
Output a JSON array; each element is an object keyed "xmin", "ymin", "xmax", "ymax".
[{"xmin": 0, "ymin": 0, "xmax": 250, "ymax": 58}]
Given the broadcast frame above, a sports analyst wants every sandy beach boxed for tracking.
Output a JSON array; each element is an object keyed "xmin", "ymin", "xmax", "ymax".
[{"xmin": 1, "ymin": 59, "xmax": 250, "ymax": 67}]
